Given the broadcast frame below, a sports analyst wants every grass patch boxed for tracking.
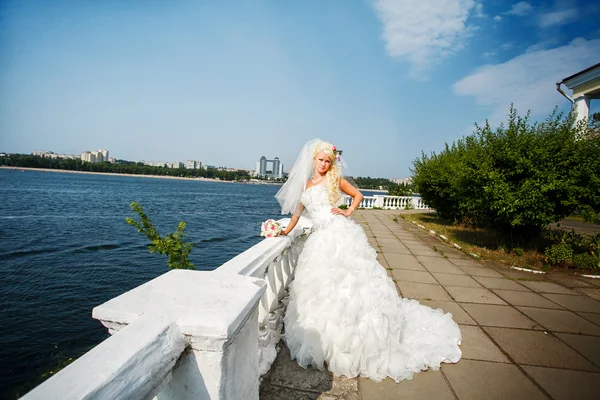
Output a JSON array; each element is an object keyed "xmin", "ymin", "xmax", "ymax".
[{"xmin": 402, "ymin": 213, "xmax": 549, "ymax": 272}]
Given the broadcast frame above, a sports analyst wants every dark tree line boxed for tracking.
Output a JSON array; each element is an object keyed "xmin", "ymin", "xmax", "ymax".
[{"xmin": 0, "ymin": 154, "xmax": 251, "ymax": 181}]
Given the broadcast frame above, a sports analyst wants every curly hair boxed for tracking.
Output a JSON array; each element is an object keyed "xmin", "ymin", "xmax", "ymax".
[{"xmin": 313, "ymin": 140, "xmax": 341, "ymax": 207}]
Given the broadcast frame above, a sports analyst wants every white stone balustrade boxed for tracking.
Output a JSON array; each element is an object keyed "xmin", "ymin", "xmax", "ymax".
[
  {"xmin": 217, "ymin": 216, "xmax": 312, "ymax": 375},
  {"xmin": 343, "ymin": 194, "xmax": 429, "ymax": 210},
  {"xmin": 21, "ymin": 217, "xmax": 312, "ymax": 400}
]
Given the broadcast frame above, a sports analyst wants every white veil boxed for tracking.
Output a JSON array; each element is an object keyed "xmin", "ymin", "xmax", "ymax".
[
  {"xmin": 275, "ymin": 139, "xmax": 320, "ymax": 216},
  {"xmin": 275, "ymin": 138, "xmax": 350, "ymax": 216}
]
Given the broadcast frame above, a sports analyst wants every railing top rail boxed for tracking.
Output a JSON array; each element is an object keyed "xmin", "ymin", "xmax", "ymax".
[{"xmin": 217, "ymin": 216, "xmax": 312, "ymax": 278}]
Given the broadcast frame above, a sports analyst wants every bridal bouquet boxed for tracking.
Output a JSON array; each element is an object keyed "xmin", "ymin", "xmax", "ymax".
[{"xmin": 261, "ymin": 219, "xmax": 282, "ymax": 238}]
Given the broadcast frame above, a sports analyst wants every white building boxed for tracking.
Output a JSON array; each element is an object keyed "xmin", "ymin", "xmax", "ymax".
[
  {"xmin": 391, "ymin": 177, "xmax": 413, "ymax": 185},
  {"xmin": 81, "ymin": 149, "xmax": 111, "ymax": 163},
  {"xmin": 142, "ymin": 160, "xmax": 167, "ymax": 168},
  {"xmin": 557, "ymin": 63, "xmax": 600, "ymax": 124},
  {"xmin": 186, "ymin": 160, "xmax": 202, "ymax": 169},
  {"xmin": 167, "ymin": 162, "xmax": 184, "ymax": 169}
]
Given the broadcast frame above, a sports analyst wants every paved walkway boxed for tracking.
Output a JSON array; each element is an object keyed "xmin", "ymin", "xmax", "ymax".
[
  {"xmin": 554, "ymin": 218, "xmax": 600, "ymax": 237},
  {"xmin": 260, "ymin": 211, "xmax": 600, "ymax": 399}
]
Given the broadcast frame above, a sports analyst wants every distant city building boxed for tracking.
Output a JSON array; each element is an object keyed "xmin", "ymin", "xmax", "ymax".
[
  {"xmin": 391, "ymin": 177, "xmax": 413, "ymax": 185},
  {"xmin": 256, "ymin": 156, "xmax": 284, "ymax": 178},
  {"xmin": 81, "ymin": 149, "xmax": 110, "ymax": 163},
  {"xmin": 141, "ymin": 160, "xmax": 167, "ymax": 167},
  {"xmin": 166, "ymin": 161, "xmax": 184, "ymax": 169},
  {"xmin": 186, "ymin": 160, "xmax": 203, "ymax": 169},
  {"xmin": 204, "ymin": 165, "xmax": 215, "ymax": 169},
  {"xmin": 32, "ymin": 150, "xmax": 79, "ymax": 160}
]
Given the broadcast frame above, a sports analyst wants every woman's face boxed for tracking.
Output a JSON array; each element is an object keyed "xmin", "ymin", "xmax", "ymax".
[{"xmin": 314, "ymin": 151, "xmax": 332, "ymax": 175}]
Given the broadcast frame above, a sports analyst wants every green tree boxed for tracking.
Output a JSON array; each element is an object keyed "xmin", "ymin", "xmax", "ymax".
[{"xmin": 413, "ymin": 105, "xmax": 599, "ymax": 244}]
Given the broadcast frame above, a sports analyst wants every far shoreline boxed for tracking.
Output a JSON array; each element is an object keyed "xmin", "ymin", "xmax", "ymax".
[
  {"xmin": 1, "ymin": 166, "xmax": 390, "ymax": 192},
  {"xmin": 0, "ymin": 166, "xmax": 284, "ymax": 185}
]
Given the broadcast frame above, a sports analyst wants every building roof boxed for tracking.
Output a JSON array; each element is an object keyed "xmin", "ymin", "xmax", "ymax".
[{"xmin": 560, "ymin": 63, "xmax": 600, "ymax": 88}]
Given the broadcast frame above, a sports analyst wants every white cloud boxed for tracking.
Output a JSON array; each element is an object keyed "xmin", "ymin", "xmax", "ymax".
[
  {"xmin": 371, "ymin": 0, "xmax": 476, "ymax": 79},
  {"xmin": 453, "ymin": 38, "xmax": 600, "ymax": 125},
  {"xmin": 474, "ymin": 3, "xmax": 487, "ymax": 18},
  {"xmin": 504, "ymin": 2, "xmax": 533, "ymax": 16},
  {"xmin": 501, "ymin": 42, "xmax": 514, "ymax": 50},
  {"xmin": 482, "ymin": 51, "xmax": 495, "ymax": 58},
  {"xmin": 539, "ymin": 8, "xmax": 579, "ymax": 28},
  {"xmin": 493, "ymin": 15, "xmax": 502, "ymax": 21}
]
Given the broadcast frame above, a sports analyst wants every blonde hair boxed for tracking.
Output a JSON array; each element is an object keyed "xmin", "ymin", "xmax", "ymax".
[{"xmin": 313, "ymin": 140, "xmax": 341, "ymax": 207}]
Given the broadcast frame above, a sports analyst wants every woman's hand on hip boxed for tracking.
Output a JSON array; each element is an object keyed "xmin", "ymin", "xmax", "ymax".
[{"xmin": 331, "ymin": 207, "xmax": 352, "ymax": 217}]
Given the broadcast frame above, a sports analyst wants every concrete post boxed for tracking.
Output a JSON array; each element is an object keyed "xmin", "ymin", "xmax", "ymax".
[{"xmin": 93, "ymin": 270, "xmax": 266, "ymax": 400}]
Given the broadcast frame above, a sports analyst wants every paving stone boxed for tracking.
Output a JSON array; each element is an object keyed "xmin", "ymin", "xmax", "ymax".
[
  {"xmin": 449, "ymin": 258, "xmax": 485, "ymax": 267},
  {"xmin": 541, "ymin": 293, "xmax": 600, "ymax": 313},
  {"xmin": 377, "ymin": 257, "xmax": 389, "ymax": 269},
  {"xmin": 432, "ymin": 273, "xmax": 483, "ymax": 288},
  {"xmin": 441, "ymin": 359, "xmax": 547, "ymax": 400},
  {"xmin": 445, "ymin": 286, "xmax": 507, "ymax": 305},
  {"xmin": 417, "ymin": 256, "xmax": 467, "ymax": 274},
  {"xmin": 518, "ymin": 280, "xmax": 578, "ymax": 294},
  {"xmin": 472, "ymin": 276, "xmax": 531, "ymax": 291},
  {"xmin": 419, "ymin": 300, "xmax": 476, "ymax": 325},
  {"xmin": 517, "ymin": 307, "xmax": 600, "ymax": 336},
  {"xmin": 384, "ymin": 254, "xmax": 426, "ymax": 271},
  {"xmin": 458, "ymin": 325, "xmax": 510, "ymax": 363},
  {"xmin": 496, "ymin": 268, "xmax": 546, "ymax": 280},
  {"xmin": 438, "ymin": 249, "xmax": 466, "ymax": 259},
  {"xmin": 397, "ymin": 282, "xmax": 451, "ymax": 301},
  {"xmin": 265, "ymin": 344, "xmax": 334, "ymax": 393},
  {"xmin": 320, "ymin": 376, "xmax": 360, "ymax": 400},
  {"xmin": 573, "ymin": 287, "xmax": 600, "ymax": 301},
  {"xmin": 379, "ymin": 246, "xmax": 412, "ymax": 255},
  {"xmin": 523, "ymin": 366, "xmax": 600, "ymax": 400},
  {"xmin": 485, "ymin": 327, "xmax": 598, "ymax": 371},
  {"xmin": 457, "ymin": 266, "xmax": 505, "ymax": 278},
  {"xmin": 492, "ymin": 289, "xmax": 564, "ymax": 309},
  {"xmin": 378, "ymin": 240, "xmax": 402, "ymax": 247},
  {"xmin": 358, "ymin": 371, "xmax": 454, "ymax": 400},
  {"xmin": 460, "ymin": 303, "xmax": 542, "ymax": 329},
  {"xmin": 548, "ymin": 274, "xmax": 598, "ymax": 288},
  {"xmin": 409, "ymin": 249, "xmax": 440, "ymax": 257},
  {"xmin": 391, "ymin": 270, "xmax": 437, "ymax": 284},
  {"xmin": 260, "ymin": 385, "xmax": 320, "ymax": 400},
  {"xmin": 555, "ymin": 333, "xmax": 600, "ymax": 367},
  {"xmin": 579, "ymin": 312, "xmax": 600, "ymax": 326},
  {"xmin": 583, "ymin": 277, "xmax": 600, "ymax": 287}
]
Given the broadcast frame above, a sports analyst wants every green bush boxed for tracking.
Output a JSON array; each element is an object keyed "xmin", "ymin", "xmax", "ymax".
[
  {"xmin": 544, "ymin": 243, "xmax": 573, "ymax": 266},
  {"xmin": 413, "ymin": 105, "xmax": 600, "ymax": 245},
  {"xmin": 338, "ymin": 204, "xmax": 348, "ymax": 210},
  {"xmin": 126, "ymin": 201, "xmax": 195, "ymax": 270},
  {"xmin": 572, "ymin": 253, "xmax": 598, "ymax": 270},
  {"xmin": 513, "ymin": 247, "xmax": 524, "ymax": 257}
]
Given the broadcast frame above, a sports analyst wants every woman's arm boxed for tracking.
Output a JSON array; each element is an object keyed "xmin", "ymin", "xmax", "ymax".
[
  {"xmin": 332, "ymin": 178, "xmax": 364, "ymax": 217},
  {"xmin": 281, "ymin": 214, "xmax": 300, "ymax": 236},
  {"xmin": 281, "ymin": 203, "xmax": 305, "ymax": 235}
]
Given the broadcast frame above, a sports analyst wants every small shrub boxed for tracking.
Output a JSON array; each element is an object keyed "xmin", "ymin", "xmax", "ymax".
[
  {"xmin": 126, "ymin": 201, "xmax": 195, "ymax": 270},
  {"xmin": 393, "ymin": 217, "xmax": 398, "ymax": 222},
  {"xmin": 564, "ymin": 230, "xmax": 585, "ymax": 251},
  {"xmin": 513, "ymin": 247, "xmax": 524, "ymax": 257},
  {"xmin": 572, "ymin": 253, "xmax": 599, "ymax": 270},
  {"xmin": 338, "ymin": 204, "xmax": 348, "ymax": 210},
  {"xmin": 544, "ymin": 243, "xmax": 574, "ymax": 266},
  {"xmin": 590, "ymin": 234, "xmax": 600, "ymax": 269}
]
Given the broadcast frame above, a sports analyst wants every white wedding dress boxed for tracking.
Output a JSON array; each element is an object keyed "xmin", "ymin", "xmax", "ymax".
[{"xmin": 284, "ymin": 185, "xmax": 462, "ymax": 382}]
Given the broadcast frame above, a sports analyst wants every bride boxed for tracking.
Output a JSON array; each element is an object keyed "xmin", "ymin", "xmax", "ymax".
[{"xmin": 275, "ymin": 139, "xmax": 462, "ymax": 383}]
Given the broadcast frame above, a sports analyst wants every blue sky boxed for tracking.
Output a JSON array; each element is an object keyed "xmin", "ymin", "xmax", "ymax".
[{"xmin": 1, "ymin": 0, "xmax": 599, "ymax": 178}]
